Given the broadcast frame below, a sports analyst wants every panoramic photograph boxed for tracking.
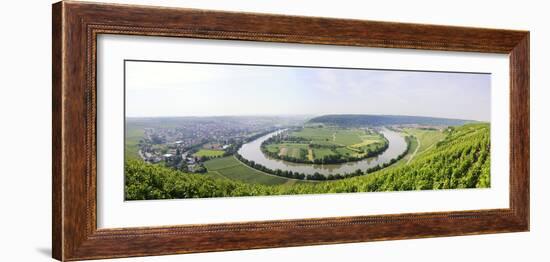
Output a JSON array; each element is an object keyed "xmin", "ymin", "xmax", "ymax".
[{"xmin": 124, "ymin": 60, "xmax": 491, "ymax": 200}]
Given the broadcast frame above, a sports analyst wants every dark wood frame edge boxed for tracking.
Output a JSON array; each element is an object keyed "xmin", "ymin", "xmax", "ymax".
[{"xmin": 52, "ymin": 1, "xmax": 530, "ymax": 261}]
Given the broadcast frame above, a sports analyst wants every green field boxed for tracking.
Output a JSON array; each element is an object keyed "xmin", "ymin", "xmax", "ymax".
[
  {"xmin": 264, "ymin": 126, "xmax": 387, "ymax": 163},
  {"xmin": 204, "ymin": 156, "xmax": 297, "ymax": 185},
  {"xmin": 125, "ymin": 126, "xmax": 144, "ymax": 160},
  {"xmin": 265, "ymin": 144, "xmax": 281, "ymax": 153},
  {"xmin": 313, "ymin": 148, "xmax": 337, "ymax": 158},
  {"xmin": 193, "ymin": 149, "xmax": 225, "ymax": 158},
  {"xmin": 291, "ymin": 127, "xmax": 366, "ymax": 146},
  {"xmin": 334, "ymin": 147, "xmax": 356, "ymax": 156}
]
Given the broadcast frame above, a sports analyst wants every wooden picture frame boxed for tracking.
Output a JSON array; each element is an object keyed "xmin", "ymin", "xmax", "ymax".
[{"xmin": 52, "ymin": 1, "xmax": 529, "ymax": 261}]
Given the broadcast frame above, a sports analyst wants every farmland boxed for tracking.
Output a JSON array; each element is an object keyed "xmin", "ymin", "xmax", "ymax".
[
  {"xmin": 193, "ymin": 149, "xmax": 225, "ymax": 158},
  {"xmin": 125, "ymin": 123, "xmax": 491, "ymax": 200},
  {"xmin": 261, "ymin": 126, "xmax": 388, "ymax": 164}
]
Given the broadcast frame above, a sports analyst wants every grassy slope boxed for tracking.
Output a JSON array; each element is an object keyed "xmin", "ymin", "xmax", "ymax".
[
  {"xmin": 404, "ymin": 128, "xmax": 446, "ymax": 154},
  {"xmin": 126, "ymin": 123, "xmax": 490, "ymax": 200},
  {"xmin": 393, "ymin": 128, "xmax": 444, "ymax": 166},
  {"xmin": 125, "ymin": 126, "xmax": 144, "ymax": 160},
  {"xmin": 395, "ymin": 135, "xmax": 419, "ymax": 166}
]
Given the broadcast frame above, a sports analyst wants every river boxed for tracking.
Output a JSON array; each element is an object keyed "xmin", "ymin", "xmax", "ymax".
[{"xmin": 237, "ymin": 128, "xmax": 408, "ymax": 176}]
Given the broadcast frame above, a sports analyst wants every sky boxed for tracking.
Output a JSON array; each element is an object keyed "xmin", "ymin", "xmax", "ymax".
[{"xmin": 125, "ymin": 61, "xmax": 491, "ymax": 121}]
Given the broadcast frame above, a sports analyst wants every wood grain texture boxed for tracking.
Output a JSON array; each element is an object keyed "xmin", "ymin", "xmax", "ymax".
[
  {"xmin": 509, "ymin": 35, "xmax": 530, "ymax": 227},
  {"xmin": 52, "ymin": 1, "xmax": 530, "ymax": 261},
  {"xmin": 52, "ymin": 2, "xmax": 63, "ymax": 260}
]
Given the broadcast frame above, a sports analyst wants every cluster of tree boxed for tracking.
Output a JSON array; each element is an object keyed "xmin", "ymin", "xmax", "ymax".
[
  {"xmin": 163, "ymin": 148, "xmax": 186, "ymax": 170},
  {"xmin": 125, "ymin": 124, "xmax": 490, "ymax": 200},
  {"xmin": 157, "ymin": 146, "xmax": 208, "ymax": 173},
  {"xmin": 150, "ymin": 134, "xmax": 165, "ymax": 144},
  {"xmin": 221, "ymin": 143, "xmax": 241, "ymax": 157},
  {"xmin": 193, "ymin": 164, "xmax": 207, "ymax": 173}
]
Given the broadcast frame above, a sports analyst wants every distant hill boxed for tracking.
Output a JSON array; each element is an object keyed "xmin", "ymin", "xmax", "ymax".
[{"xmin": 307, "ymin": 114, "xmax": 474, "ymax": 127}]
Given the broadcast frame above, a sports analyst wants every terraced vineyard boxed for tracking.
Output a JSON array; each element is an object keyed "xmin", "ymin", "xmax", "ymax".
[
  {"xmin": 125, "ymin": 123, "xmax": 490, "ymax": 200},
  {"xmin": 204, "ymin": 156, "xmax": 297, "ymax": 185}
]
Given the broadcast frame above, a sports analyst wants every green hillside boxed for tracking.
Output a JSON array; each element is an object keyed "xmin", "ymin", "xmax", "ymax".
[
  {"xmin": 308, "ymin": 114, "xmax": 474, "ymax": 127},
  {"xmin": 125, "ymin": 123, "xmax": 490, "ymax": 200}
]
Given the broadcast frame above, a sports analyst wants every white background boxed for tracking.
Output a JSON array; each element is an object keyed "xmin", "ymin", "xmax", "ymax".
[{"xmin": 0, "ymin": 0, "xmax": 546, "ymax": 261}]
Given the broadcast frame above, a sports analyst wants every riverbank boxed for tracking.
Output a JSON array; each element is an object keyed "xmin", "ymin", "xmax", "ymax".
[{"xmin": 237, "ymin": 127, "xmax": 410, "ymax": 177}]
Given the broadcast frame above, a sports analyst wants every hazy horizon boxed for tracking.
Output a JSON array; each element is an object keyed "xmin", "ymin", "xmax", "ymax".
[
  {"xmin": 126, "ymin": 61, "xmax": 491, "ymax": 121},
  {"xmin": 125, "ymin": 113, "xmax": 486, "ymax": 122}
]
